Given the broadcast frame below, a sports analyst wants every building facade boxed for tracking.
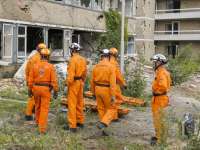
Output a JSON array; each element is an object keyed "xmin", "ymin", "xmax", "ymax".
[
  {"xmin": 155, "ymin": 0, "xmax": 200, "ymax": 58},
  {"xmin": 0, "ymin": 0, "xmax": 155, "ymax": 64}
]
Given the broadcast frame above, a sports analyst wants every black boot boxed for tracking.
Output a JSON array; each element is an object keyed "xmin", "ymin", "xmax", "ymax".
[
  {"xmin": 25, "ymin": 115, "xmax": 33, "ymax": 121},
  {"xmin": 39, "ymin": 132, "xmax": 46, "ymax": 135},
  {"xmin": 150, "ymin": 141, "xmax": 157, "ymax": 146},
  {"xmin": 77, "ymin": 123, "xmax": 84, "ymax": 128},
  {"xmin": 111, "ymin": 119, "xmax": 121, "ymax": 123},
  {"xmin": 63, "ymin": 125, "xmax": 77, "ymax": 132},
  {"xmin": 102, "ymin": 130, "xmax": 109, "ymax": 136},
  {"xmin": 151, "ymin": 136, "xmax": 157, "ymax": 141},
  {"xmin": 97, "ymin": 122, "xmax": 108, "ymax": 130}
]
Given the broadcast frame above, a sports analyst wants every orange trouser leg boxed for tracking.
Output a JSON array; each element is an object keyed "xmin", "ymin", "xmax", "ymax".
[
  {"xmin": 76, "ymin": 82, "xmax": 84, "ymax": 124},
  {"xmin": 152, "ymin": 96, "xmax": 168, "ymax": 140},
  {"xmin": 25, "ymin": 92, "xmax": 35, "ymax": 116},
  {"xmin": 96, "ymin": 87, "xmax": 117, "ymax": 126},
  {"xmin": 112, "ymin": 96, "xmax": 123, "ymax": 120},
  {"xmin": 112, "ymin": 85, "xmax": 123, "ymax": 120},
  {"xmin": 33, "ymin": 86, "xmax": 51, "ymax": 132},
  {"xmin": 68, "ymin": 81, "xmax": 83, "ymax": 128}
]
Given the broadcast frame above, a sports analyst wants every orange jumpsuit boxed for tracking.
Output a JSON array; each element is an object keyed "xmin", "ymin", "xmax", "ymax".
[
  {"xmin": 66, "ymin": 53, "xmax": 87, "ymax": 129},
  {"xmin": 152, "ymin": 67, "xmax": 171, "ymax": 140},
  {"xmin": 25, "ymin": 52, "xmax": 41, "ymax": 116},
  {"xmin": 28, "ymin": 60, "xmax": 57, "ymax": 132},
  {"xmin": 109, "ymin": 56, "xmax": 126, "ymax": 120},
  {"xmin": 90, "ymin": 59, "xmax": 116, "ymax": 126}
]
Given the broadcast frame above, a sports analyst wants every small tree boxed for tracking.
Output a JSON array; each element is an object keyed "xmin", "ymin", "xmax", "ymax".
[{"xmin": 121, "ymin": 54, "xmax": 147, "ymax": 99}]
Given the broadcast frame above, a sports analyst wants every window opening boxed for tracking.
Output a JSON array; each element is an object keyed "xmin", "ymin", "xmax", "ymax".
[
  {"xmin": 27, "ymin": 27, "xmax": 44, "ymax": 54},
  {"xmin": 81, "ymin": 0, "xmax": 92, "ymax": 8},
  {"xmin": 127, "ymin": 36, "xmax": 135, "ymax": 54},
  {"xmin": 18, "ymin": 26, "xmax": 27, "ymax": 58}
]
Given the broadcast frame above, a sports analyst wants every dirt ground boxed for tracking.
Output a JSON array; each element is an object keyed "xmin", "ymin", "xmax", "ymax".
[{"xmin": 0, "ymin": 71, "xmax": 200, "ymax": 149}]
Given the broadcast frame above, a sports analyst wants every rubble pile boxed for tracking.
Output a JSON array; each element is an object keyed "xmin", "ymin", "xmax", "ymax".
[{"xmin": 0, "ymin": 78, "xmax": 26, "ymax": 91}]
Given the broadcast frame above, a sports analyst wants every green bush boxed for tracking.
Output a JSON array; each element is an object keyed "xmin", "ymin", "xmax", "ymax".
[
  {"xmin": 167, "ymin": 43, "xmax": 200, "ymax": 85},
  {"xmin": 121, "ymin": 54, "xmax": 147, "ymax": 99},
  {"xmin": 95, "ymin": 8, "xmax": 129, "ymax": 53}
]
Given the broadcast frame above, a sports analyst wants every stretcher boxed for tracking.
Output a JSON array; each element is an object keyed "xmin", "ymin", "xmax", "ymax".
[
  {"xmin": 84, "ymin": 91, "xmax": 146, "ymax": 106},
  {"xmin": 61, "ymin": 99, "xmax": 132, "ymax": 115}
]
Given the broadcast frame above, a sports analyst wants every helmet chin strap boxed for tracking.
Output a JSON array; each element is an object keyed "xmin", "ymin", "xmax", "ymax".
[{"xmin": 155, "ymin": 61, "xmax": 163, "ymax": 71}]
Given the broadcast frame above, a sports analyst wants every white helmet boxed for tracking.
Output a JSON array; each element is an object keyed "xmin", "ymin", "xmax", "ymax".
[
  {"xmin": 69, "ymin": 43, "xmax": 83, "ymax": 51},
  {"xmin": 100, "ymin": 49, "xmax": 112, "ymax": 56},
  {"xmin": 151, "ymin": 54, "xmax": 168, "ymax": 64}
]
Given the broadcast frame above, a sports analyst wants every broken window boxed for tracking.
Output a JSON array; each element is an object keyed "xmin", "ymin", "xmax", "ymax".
[
  {"xmin": 27, "ymin": 27, "xmax": 44, "ymax": 53},
  {"xmin": 48, "ymin": 29, "xmax": 63, "ymax": 50},
  {"xmin": 18, "ymin": 26, "xmax": 27, "ymax": 57},
  {"xmin": 93, "ymin": 0, "xmax": 104, "ymax": 11},
  {"xmin": 81, "ymin": 0, "xmax": 92, "ymax": 9},
  {"xmin": 118, "ymin": 0, "xmax": 136, "ymax": 17},
  {"xmin": 127, "ymin": 37, "xmax": 134, "ymax": 54},
  {"xmin": 125, "ymin": 0, "xmax": 133, "ymax": 17},
  {"xmin": 3, "ymin": 24, "xmax": 13, "ymax": 62}
]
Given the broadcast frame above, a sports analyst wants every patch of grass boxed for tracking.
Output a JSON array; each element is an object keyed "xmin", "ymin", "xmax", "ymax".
[
  {"xmin": 0, "ymin": 101, "xmax": 26, "ymax": 116},
  {"xmin": 0, "ymin": 86, "xmax": 28, "ymax": 102},
  {"xmin": 100, "ymin": 137, "xmax": 146, "ymax": 150}
]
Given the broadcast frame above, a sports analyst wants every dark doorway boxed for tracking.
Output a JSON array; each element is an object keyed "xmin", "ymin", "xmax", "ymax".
[
  {"xmin": 165, "ymin": 42, "xmax": 179, "ymax": 58},
  {"xmin": 27, "ymin": 27, "xmax": 44, "ymax": 53},
  {"xmin": 48, "ymin": 29, "xmax": 63, "ymax": 50}
]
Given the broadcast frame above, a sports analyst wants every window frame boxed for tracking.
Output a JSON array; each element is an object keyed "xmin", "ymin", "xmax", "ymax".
[
  {"xmin": 127, "ymin": 36, "xmax": 135, "ymax": 54},
  {"xmin": 17, "ymin": 25, "xmax": 27, "ymax": 59}
]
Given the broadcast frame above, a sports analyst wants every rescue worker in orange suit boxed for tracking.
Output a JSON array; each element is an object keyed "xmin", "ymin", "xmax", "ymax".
[
  {"xmin": 25, "ymin": 43, "xmax": 47, "ymax": 121},
  {"xmin": 90, "ymin": 49, "xmax": 116, "ymax": 136},
  {"xmin": 150, "ymin": 54, "xmax": 171, "ymax": 146},
  {"xmin": 28, "ymin": 48, "xmax": 58, "ymax": 134},
  {"xmin": 109, "ymin": 47, "xmax": 127, "ymax": 122},
  {"xmin": 63, "ymin": 43, "xmax": 87, "ymax": 132}
]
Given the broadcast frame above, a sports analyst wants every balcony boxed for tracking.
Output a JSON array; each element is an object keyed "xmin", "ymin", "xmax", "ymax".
[
  {"xmin": 154, "ymin": 30, "xmax": 200, "ymax": 41},
  {"xmin": 155, "ymin": 8, "xmax": 200, "ymax": 20}
]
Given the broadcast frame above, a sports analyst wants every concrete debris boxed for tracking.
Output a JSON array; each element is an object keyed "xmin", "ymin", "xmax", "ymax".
[
  {"xmin": 14, "ymin": 50, "xmax": 37, "ymax": 79},
  {"xmin": 54, "ymin": 63, "xmax": 68, "ymax": 80},
  {"xmin": 0, "ymin": 61, "xmax": 9, "ymax": 66},
  {"xmin": 0, "ymin": 78, "xmax": 26, "ymax": 91},
  {"xmin": 189, "ymin": 84, "xmax": 197, "ymax": 90}
]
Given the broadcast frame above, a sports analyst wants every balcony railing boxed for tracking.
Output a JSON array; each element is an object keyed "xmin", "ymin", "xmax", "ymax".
[
  {"xmin": 154, "ymin": 30, "xmax": 200, "ymax": 34},
  {"xmin": 155, "ymin": 8, "xmax": 200, "ymax": 14},
  {"xmin": 154, "ymin": 30, "xmax": 200, "ymax": 41}
]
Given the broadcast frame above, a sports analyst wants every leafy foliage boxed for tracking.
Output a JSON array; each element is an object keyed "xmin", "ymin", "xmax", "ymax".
[
  {"xmin": 121, "ymin": 53, "xmax": 147, "ymax": 99},
  {"xmin": 167, "ymin": 43, "xmax": 200, "ymax": 85},
  {"xmin": 95, "ymin": 8, "xmax": 129, "ymax": 53}
]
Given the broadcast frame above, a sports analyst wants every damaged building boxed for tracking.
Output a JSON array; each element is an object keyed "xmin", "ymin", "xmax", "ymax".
[
  {"xmin": 0, "ymin": 0, "xmax": 155, "ymax": 64},
  {"xmin": 155, "ymin": 0, "xmax": 200, "ymax": 58}
]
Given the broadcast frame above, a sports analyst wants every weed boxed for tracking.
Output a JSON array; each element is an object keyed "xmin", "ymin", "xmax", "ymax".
[{"xmin": 155, "ymin": 107, "xmax": 175, "ymax": 149}]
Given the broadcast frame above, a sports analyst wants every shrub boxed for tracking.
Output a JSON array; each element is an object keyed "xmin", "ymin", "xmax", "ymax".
[
  {"xmin": 167, "ymin": 43, "xmax": 200, "ymax": 85},
  {"xmin": 121, "ymin": 53, "xmax": 147, "ymax": 99}
]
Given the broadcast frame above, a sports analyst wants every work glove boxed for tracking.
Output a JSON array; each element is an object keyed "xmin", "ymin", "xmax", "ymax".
[
  {"xmin": 92, "ymin": 95, "xmax": 96, "ymax": 100},
  {"xmin": 64, "ymin": 85, "xmax": 68, "ymax": 94},
  {"xmin": 153, "ymin": 91, "xmax": 156, "ymax": 96},
  {"xmin": 53, "ymin": 91, "xmax": 58, "ymax": 99},
  {"xmin": 28, "ymin": 90, "xmax": 33, "ymax": 98},
  {"xmin": 124, "ymin": 86, "xmax": 127, "ymax": 90},
  {"xmin": 111, "ymin": 97, "xmax": 115, "ymax": 105}
]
